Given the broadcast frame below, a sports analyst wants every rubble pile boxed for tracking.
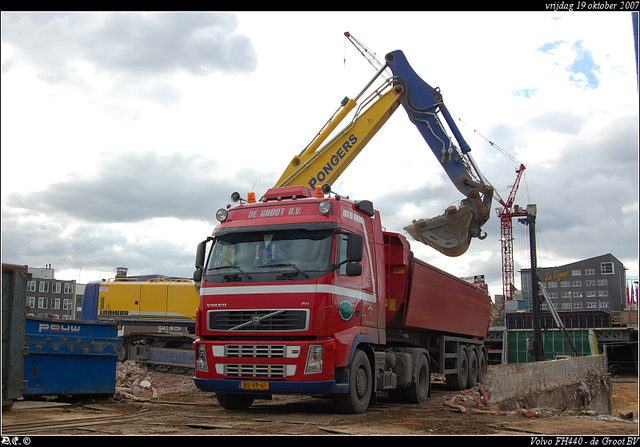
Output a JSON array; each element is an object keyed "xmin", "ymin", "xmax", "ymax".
[{"xmin": 115, "ymin": 360, "xmax": 197, "ymax": 400}]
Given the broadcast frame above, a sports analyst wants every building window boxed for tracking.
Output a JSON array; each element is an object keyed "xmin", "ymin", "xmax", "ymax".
[
  {"xmin": 586, "ymin": 291, "xmax": 597, "ymax": 297},
  {"xmin": 38, "ymin": 297, "xmax": 48, "ymax": 309},
  {"xmin": 597, "ymin": 279, "xmax": 608, "ymax": 286},
  {"xmin": 598, "ymin": 290, "xmax": 609, "ymax": 297},
  {"xmin": 561, "ymin": 281, "xmax": 570, "ymax": 287},
  {"xmin": 586, "ymin": 280, "xmax": 596, "ymax": 287},
  {"xmin": 587, "ymin": 302, "xmax": 598, "ymax": 309},
  {"xmin": 572, "ymin": 281, "xmax": 582, "ymax": 287},
  {"xmin": 547, "ymin": 281, "xmax": 558, "ymax": 288},
  {"xmin": 63, "ymin": 299, "xmax": 73, "ymax": 311},
  {"xmin": 548, "ymin": 292, "xmax": 558, "ymax": 299},
  {"xmin": 26, "ymin": 296, "xmax": 35, "ymax": 308},
  {"xmin": 573, "ymin": 302, "xmax": 583, "ymax": 309},
  {"xmin": 573, "ymin": 291, "xmax": 583, "ymax": 298},
  {"xmin": 64, "ymin": 283, "xmax": 73, "ymax": 294},
  {"xmin": 51, "ymin": 298, "xmax": 61, "ymax": 310},
  {"xmin": 561, "ymin": 292, "xmax": 572, "ymax": 298},
  {"xmin": 585, "ymin": 268, "xmax": 596, "ymax": 275},
  {"xmin": 601, "ymin": 262, "xmax": 614, "ymax": 275},
  {"xmin": 599, "ymin": 301, "xmax": 609, "ymax": 309},
  {"xmin": 39, "ymin": 281, "xmax": 49, "ymax": 293},
  {"xmin": 541, "ymin": 303, "xmax": 548, "ymax": 310},
  {"xmin": 562, "ymin": 303, "xmax": 572, "ymax": 310},
  {"xmin": 571, "ymin": 269, "xmax": 582, "ymax": 276},
  {"xmin": 27, "ymin": 281, "xmax": 36, "ymax": 292},
  {"xmin": 53, "ymin": 282, "xmax": 61, "ymax": 293}
]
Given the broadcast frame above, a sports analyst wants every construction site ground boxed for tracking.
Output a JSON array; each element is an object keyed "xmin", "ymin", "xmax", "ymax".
[{"xmin": 2, "ymin": 361, "xmax": 638, "ymax": 437}]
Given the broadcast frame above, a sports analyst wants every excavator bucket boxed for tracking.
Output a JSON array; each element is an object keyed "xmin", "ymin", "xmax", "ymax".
[{"xmin": 404, "ymin": 205, "xmax": 474, "ymax": 257}]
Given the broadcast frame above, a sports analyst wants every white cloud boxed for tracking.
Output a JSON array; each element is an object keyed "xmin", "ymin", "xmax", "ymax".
[{"xmin": 1, "ymin": 11, "xmax": 638, "ymax": 293}]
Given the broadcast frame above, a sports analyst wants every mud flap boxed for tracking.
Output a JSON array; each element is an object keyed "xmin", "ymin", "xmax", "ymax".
[{"xmin": 404, "ymin": 205, "xmax": 474, "ymax": 257}]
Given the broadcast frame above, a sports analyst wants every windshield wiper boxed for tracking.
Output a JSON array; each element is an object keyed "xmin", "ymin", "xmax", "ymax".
[
  {"xmin": 258, "ymin": 263, "xmax": 309, "ymax": 278},
  {"xmin": 211, "ymin": 265, "xmax": 252, "ymax": 279}
]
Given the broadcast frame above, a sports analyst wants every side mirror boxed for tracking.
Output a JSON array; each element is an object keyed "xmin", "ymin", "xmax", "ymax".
[
  {"xmin": 193, "ymin": 237, "xmax": 213, "ymax": 282},
  {"xmin": 345, "ymin": 263, "xmax": 362, "ymax": 277},
  {"xmin": 346, "ymin": 233, "xmax": 363, "ymax": 262}
]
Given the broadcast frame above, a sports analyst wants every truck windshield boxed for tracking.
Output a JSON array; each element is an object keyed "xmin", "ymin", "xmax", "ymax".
[{"xmin": 206, "ymin": 229, "xmax": 333, "ymax": 281}]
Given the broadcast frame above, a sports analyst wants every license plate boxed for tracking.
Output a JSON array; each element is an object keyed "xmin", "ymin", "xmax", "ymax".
[{"xmin": 240, "ymin": 381, "xmax": 269, "ymax": 390}]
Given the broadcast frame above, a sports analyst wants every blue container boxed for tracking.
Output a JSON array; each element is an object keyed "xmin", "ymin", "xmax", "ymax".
[{"xmin": 22, "ymin": 317, "xmax": 122, "ymax": 396}]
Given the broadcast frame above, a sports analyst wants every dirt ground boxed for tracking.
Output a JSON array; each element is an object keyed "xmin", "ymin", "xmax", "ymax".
[{"xmin": 2, "ymin": 361, "xmax": 638, "ymax": 436}]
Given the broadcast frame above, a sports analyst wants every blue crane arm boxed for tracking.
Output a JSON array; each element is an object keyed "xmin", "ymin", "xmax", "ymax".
[{"xmin": 385, "ymin": 50, "xmax": 494, "ymax": 256}]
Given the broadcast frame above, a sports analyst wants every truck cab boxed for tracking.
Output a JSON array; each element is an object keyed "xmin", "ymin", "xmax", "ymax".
[{"xmin": 193, "ymin": 185, "xmax": 386, "ymax": 411}]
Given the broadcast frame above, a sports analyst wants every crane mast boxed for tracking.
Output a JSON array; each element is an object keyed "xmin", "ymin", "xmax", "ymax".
[{"xmin": 496, "ymin": 164, "xmax": 527, "ymax": 303}]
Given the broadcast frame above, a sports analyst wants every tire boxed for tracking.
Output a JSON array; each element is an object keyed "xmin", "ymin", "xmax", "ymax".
[
  {"xmin": 117, "ymin": 344, "xmax": 129, "ymax": 362},
  {"xmin": 446, "ymin": 346, "xmax": 468, "ymax": 390},
  {"xmin": 333, "ymin": 349, "xmax": 372, "ymax": 414},
  {"xmin": 468, "ymin": 347, "xmax": 478, "ymax": 388},
  {"xmin": 402, "ymin": 353, "xmax": 430, "ymax": 404},
  {"xmin": 215, "ymin": 392, "xmax": 255, "ymax": 410}
]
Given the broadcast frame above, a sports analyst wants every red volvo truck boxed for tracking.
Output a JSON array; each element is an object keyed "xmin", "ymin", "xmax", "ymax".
[{"xmin": 192, "ymin": 185, "xmax": 491, "ymax": 413}]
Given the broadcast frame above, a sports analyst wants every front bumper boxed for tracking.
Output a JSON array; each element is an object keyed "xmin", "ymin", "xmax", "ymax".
[{"xmin": 193, "ymin": 377, "xmax": 349, "ymax": 395}]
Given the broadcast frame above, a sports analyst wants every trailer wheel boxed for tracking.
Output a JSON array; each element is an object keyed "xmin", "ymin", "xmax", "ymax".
[
  {"xmin": 215, "ymin": 393, "xmax": 255, "ymax": 410},
  {"xmin": 467, "ymin": 347, "xmax": 478, "ymax": 388},
  {"xmin": 333, "ymin": 349, "xmax": 372, "ymax": 414},
  {"xmin": 402, "ymin": 353, "xmax": 430, "ymax": 404},
  {"xmin": 446, "ymin": 346, "xmax": 468, "ymax": 390}
]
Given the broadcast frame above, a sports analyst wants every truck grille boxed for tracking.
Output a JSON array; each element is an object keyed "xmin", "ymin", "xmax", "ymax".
[
  {"xmin": 226, "ymin": 345, "xmax": 286, "ymax": 358},
  {"xmin": 223, "ymin": 364, "xmax": 288, "ymax": 378},
  {"xmin": 207, "ymin": 309, "xmax": 309, "ymax": 332}
]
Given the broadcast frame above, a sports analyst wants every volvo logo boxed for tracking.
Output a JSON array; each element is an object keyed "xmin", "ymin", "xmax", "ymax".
[{"xmin": 251, "ymin": 316, "xmax": 261, "ymax": 325}]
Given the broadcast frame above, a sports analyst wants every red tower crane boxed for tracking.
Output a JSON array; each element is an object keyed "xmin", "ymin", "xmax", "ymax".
[{"xmin": 496, "ymin": 164, "xmax": 527, "ymax": 304}]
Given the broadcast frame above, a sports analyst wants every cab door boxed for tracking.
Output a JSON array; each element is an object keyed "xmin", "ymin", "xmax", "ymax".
[{"xmin": 333, "ymin": 231, "xmax": 376, "ymax": 328}]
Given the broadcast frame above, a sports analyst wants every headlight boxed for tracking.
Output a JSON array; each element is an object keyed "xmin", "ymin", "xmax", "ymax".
[
  {"xmin": 305, "ymin": 345, "xmax": 323, "ymax": 374},
  {"xmin": 216, "ymin": 208, "xmax": 228, "ymax": 222},
  {"xmin": 196, "ymin": 344, "xmax": 209, "ymax": 372},
  {"xmin": 318, "ymin": 200, "xmax": 332, "ymax": 215}
]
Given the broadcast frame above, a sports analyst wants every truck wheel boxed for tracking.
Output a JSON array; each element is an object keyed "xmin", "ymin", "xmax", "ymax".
[
  {"xmin": 467, "ymin": 347, "xmax": 478, "ymax": 388},
  {"xmin": 215, "ymin": 392, "xmax": 255, "ymax": 410},
  {"xmin": 333, "ymin": 349, "xmax": 372, "ymax": 414},
  {"xmin": 446, "ymin": 347, "xmax": 468, "ymax": 390},
  {"xmin": 402, "ymin": 353, "xmax": 430, "ymax": 404}
]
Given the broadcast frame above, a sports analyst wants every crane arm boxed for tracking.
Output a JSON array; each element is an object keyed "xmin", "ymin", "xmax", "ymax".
[
  {"xmin": 275, "ymin": 79, "xmax": 403, "ymax": 190},
  {"xmin": 385, "ymin": 50, "xmax": 494, "ymax": 256},
  {"xmin": 276, "ymin": 49, "xmax": 494, "ymax": 257}
]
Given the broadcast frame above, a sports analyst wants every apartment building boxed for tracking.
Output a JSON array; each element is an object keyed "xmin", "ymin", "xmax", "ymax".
[
  {"xmin": 26, "ymin": 266, "xmax": 77, "ymax": 320},
  {"xmin": 520, "ymin": 253, "xmax": 626, "ymax": 314}
]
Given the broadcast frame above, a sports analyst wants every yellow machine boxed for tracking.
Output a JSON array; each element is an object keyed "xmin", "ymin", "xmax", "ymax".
[
  {"xmin": 83, "ymin": 277, "xmax": 199, "ymax": 370},
  {"xmin": 97, "ymin": 278, "xmax": 198, "ymax": 325}
]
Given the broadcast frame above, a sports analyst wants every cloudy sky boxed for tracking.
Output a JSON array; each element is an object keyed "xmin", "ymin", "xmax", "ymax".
[{"xmin": 2, "ymin": 11, "xmax": 638, "ymax": 299}]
